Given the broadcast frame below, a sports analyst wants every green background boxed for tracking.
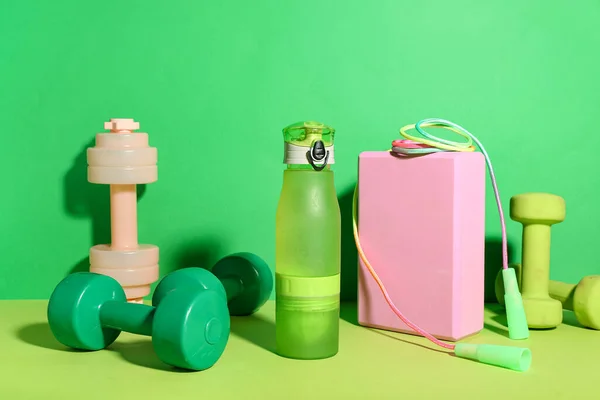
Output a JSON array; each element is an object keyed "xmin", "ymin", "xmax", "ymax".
[{"xmin": 1, "ymin": 0, "xmax": 599, "ymax": 301}]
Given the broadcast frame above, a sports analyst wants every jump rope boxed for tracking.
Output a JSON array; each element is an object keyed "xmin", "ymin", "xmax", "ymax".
[{"xmin": 351, "ymin": 118, "xmax": 531, "ymax": 371}]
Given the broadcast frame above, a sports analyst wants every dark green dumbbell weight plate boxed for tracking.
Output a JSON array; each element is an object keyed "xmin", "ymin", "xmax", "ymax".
[
  {"xmin": 212, "ymin": 252, "xmax": 273, "ymax": 316},
  {"xmin": 153, "ymin": 288, "xmax": 230, "ymax": 371},
  {"xmin": 47, "ymin": 272, "xmax": 126, "ymax": 350},
  {"xmin": 152, "ymin": 267, "xmax": 226, "ymax": 307}
]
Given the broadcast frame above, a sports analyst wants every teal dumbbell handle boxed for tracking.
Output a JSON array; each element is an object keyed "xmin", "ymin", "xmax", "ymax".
[
  {"xmin": 212, "ymin": 253, "xmax": 274, "ymax": 316},
  {"xmin": 100, "ymin": 302, "xmax": 154, "ymax": 336},
  {"xmin": 221, "ymin": 278, "xmax": 242, "ymax": 301}
]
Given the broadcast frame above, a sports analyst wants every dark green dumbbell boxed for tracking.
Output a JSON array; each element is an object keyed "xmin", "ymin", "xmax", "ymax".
[
  {"xmin": 153, "ymin": 252, "xmax": 274, "ymax": 316},
  {"xmin": 47, "ymin": 267, "xmax": 230, "ymax": 371}
]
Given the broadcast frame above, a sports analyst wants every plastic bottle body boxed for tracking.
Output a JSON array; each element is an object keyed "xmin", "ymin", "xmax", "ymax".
[{"xmin": 275, "ymin": 168, "xmax": 341, "ymax": 359}]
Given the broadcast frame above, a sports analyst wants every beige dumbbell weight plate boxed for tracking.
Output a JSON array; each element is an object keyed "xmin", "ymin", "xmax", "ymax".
[
  {"xmin": 95, "ymin": 131, "xmax": 148, "ymax": 148},
  {"xmin": 120, "ymin": 285, "xmax": 154, "ymax": 300},
  {"xmin": 87, "ymin": 133, "xmax": 157, "ymax": 184},
  {"xmin": 91, "ymin": 265, "xmax": 158, "ymax": 286},
  {"xmin": 88, "ymin": 166, "xmax": 157, "ymax": 184},
  {"xmin": 87, "ymin": 148, "xmax": 157, "ymax": 167},
  {"xmin": 90, "ymin": 244, "xmax": 158, "ymax": 268},
  {"xmin": 90, "ymin": 244, "xmax": 159, "ymax": 286}
]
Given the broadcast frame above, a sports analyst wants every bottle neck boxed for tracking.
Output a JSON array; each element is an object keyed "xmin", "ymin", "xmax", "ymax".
[
  {"xmin": 286, "ymin": 164, "xmax": 332, "ymax": 170},
  {"xmin": 283, "ymin": 142, "xmax": 335, "ymax": 168}
]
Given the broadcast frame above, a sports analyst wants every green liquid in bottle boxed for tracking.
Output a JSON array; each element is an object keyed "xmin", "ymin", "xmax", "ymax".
[{"xmin": 275, "ymin": 121, "xmax": 341, "ymax": 360}]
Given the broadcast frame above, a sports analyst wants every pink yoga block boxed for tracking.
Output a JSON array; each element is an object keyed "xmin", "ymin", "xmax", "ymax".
[{"xmin": 357, "ymin": 151, "xmax": 486, "ymax": 341}]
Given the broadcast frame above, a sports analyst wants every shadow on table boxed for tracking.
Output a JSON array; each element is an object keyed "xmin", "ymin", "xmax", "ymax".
[
  {"xmin": 488, "ymin": 303, "xmax": 571, "ymax": 335},
  {"xmin": 230, "ymin": 314, "xmax": 276, "ymax": 354},
  {"xmin": 109, "ymin": 340, "xmax": 195, "ymax": 373},
  {"xmin": 339, "ymin": 302, "xmax": 449, "ymax": 354},
  {"xmin": 561, "ymin": 309, "xmax": 585, "ymax": 328},
  {"xmin": 15, "ymin": 322, "xmax": 190, "ymax": 372},
  {"xmin": 17, "ymin": 323, "xmax": 81, "ymax": 352},
  {"xmin": 491, "ymin": 308, "xmax": 585, "ymax": 330},
  {"xmin": 476, "ymin": 303, "xmax": 510, "ymax": 337},
  {"xmin": 339, "ymin": 301, "xmax": 359, "ymax": 325},
  {"xmin": 338, "ymin": 188, "xmax": 357, "ymax": 302},
  {"xmin": 485, "ymin": 317, "xmax": 510, "ymax": 337}
]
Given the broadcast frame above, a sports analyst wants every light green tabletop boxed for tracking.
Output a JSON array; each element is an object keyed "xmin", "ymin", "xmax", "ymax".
[{"xmin": 1, "ymin": 300, "xmax": 596, "ymax": 399}]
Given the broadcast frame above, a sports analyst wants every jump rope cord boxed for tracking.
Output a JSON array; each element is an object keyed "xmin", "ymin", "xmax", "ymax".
[{"xmin": 352, "ymin": 118, "xmax": 509, "ymax": 352}]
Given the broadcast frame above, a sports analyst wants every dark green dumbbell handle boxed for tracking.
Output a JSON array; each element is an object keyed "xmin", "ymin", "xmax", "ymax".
[
  {"xmin": 221, "ymin": 278, "xmax": 242, "ymax": 302},
  {"xmin": 211, "ymin": 252, "xmax": 274, "ymax": 316},
  {"xmin": 99, "ymin": 301, "xmax": 155, "ymax": 336}
]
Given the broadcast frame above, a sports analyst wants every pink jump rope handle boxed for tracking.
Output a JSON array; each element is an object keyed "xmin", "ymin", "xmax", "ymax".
[{"xmin": 87, "ymin": 119, "xmax": 159, "ymax": 303}]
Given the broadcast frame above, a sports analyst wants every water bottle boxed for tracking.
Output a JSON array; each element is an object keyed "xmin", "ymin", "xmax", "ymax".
[{"xmin": 275, "ymin": 121, "xmax": 341, "ymax": 359}]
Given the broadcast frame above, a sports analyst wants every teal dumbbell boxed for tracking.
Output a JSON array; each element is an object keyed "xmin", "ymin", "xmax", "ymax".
[
  {"xmin": 47, "ymin": 252, "xmax": 273, "ymax": 371},
  {"xmin": 47, "ymin": 267, "xmax": 230, "ymax": 371},
  {"xmin": 154, "ymin": 252, "xmax": 274, "ymax": 316}
]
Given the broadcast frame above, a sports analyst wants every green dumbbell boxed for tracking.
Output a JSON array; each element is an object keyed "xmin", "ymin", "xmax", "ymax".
[
  {"xmin": 496, "ymin": 265, "xmax": 600, "ymax": 330},
  {"xmin": 47, "ymin": 267, "xmax": 230, "ymax": 371},
  {"xmin": 507, "ymin": 193, "xmax": 565, "ymax": 328},
  {"xmin": 154, "ymin": 252, "xmax": 274, "ymax": 316}
]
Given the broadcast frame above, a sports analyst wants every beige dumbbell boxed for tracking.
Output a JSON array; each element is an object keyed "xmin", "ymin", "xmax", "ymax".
[{"xmin": 87, "ymin": 118, "xmax": 159, "ymax": 303}]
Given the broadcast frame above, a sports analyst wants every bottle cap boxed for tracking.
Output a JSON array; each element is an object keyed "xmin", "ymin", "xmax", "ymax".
[{"xmin": 282, "ymin": 121, "xmax": 335, "ymax": 168}]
